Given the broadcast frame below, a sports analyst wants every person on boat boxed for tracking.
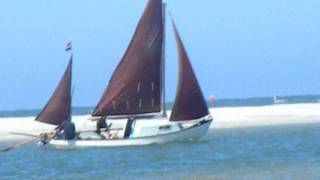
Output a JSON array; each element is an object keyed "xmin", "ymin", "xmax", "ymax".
[
  {"xmin": 124, "ymin": 117, "xmax": 135, "ymax": 138},
  {"xmin": 96, "ymin": 117, "xmax": 116, "ymax": 139},
  {"xmin": 38, "ymin": 133, "xmax": 49, "ymax": 146},
  {"xmin": 96, "ymin": 117, "xmax": 108, "ymax": 133},
  {"xmin": 55, "ymin": 119, "xmax": 76, "ymax": 140}
]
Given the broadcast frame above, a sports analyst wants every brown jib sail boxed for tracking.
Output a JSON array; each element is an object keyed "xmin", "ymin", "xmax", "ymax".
[
  {"xmin": 35, "ymin": 57, "xmax": 72, "ymax": 125},
  {"xmin": 170, "ymin": 21, "xmax": 209, "ymax": 121},
  {"xmin": 92, "ymin": 0, "xmax": 164, "ymax": 117}
]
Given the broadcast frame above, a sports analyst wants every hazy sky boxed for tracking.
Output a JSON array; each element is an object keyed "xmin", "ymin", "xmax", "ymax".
[{"xmin": 0, "ymin": 0, "xmax": 319, "ymax": 110}]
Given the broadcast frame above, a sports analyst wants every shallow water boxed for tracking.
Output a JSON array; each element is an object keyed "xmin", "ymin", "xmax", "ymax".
[{"xmin": 1, "ymin": 123, "xmax": 320, "ymax": 179}]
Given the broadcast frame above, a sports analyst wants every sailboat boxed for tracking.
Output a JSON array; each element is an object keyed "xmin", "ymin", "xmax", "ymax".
[
  {"xmin": 273, "ymin": 96, "xmax": 287, "ymax": 104},
  {"xmin": 48, "ymin": 0, "xmax": 212, "ymax": 148}
]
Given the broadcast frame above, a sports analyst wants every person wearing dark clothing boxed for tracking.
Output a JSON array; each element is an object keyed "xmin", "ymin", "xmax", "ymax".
[
  {"xmin": 96, "ymin": 117, "xmax": 108, "ymax": 134},
  {"xmin": 56, "ymin": 120, "xmax": 76, "ymax": 140},
  {"xmin": 96, "ymin": 117, "xmax": 117, "ymax": 139},
  {"xmin": 124, "ymin": 117, "xmax": 135, "ymax": 138}
]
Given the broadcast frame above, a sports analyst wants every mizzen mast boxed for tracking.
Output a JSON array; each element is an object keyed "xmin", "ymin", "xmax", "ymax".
[{"xmin": 161, "ymin": 2, "xmax": 167, "ymax": 117}]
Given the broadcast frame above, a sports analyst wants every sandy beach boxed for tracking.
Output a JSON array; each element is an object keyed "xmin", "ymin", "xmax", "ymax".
[{"xmin": 1, "ymin": 103, "xmax": 320, "ymax": 142}]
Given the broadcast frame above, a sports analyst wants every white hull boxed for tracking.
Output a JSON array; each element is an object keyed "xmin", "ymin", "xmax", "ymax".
[{"xmin": 48, "ymin": 119, "xmax": 212, "ymax": 148}]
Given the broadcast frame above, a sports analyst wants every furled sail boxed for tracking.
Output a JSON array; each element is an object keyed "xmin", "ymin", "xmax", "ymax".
[
  {"xmin": 92, "ymin": 0, "xmax": 164, "ymax": 117},
  {"xmin": 35, "ymin": 57, "xmax": 72, "ymax": 125},
  {"xmin": 170, "ymin": 21, "xmax": 209, "ymax": 121}
]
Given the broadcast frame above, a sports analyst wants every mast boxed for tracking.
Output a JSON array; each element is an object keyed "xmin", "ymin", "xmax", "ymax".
[
  {"xmin": 69, "ymin": 55, "xmax": 73, "ymax": 121},
  {"xmin": 161, "ymin": 3, "xmax": 167, "ymax": 117},
  {"xmin": 69, "ymin": 50, "xmax": 73, "ymax": 121},
  {"xmin": 68, "ymin": 43, "xmax": 73, "ymax": 121}
]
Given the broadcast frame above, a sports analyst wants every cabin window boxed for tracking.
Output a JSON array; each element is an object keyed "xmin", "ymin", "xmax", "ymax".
[
  {"xmin": 112, "ymin": 101, "xmax": 116, "ymax": 109},
  {"xmin": 126, "ymin": 100, "xmax": 130, "ymax": 109},
  {"xmin": 137, "ymin": 83, "xmax": 141, "ymax": 93},
  {"xmin": 151, "ymin": 82, "xmax": 154, "ymax": 91},
  {"xmin": 139, "ymin": 99, "xmax": 142, "ymax": 109},
  {"xmin": 159, "ymin": 125, "xmax": 171, "ymax": 130}
]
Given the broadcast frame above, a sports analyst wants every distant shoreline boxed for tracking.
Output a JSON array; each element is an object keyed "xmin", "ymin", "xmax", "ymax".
[{"xmin": 1, "ymin": 94, "xmax": 320, "ymax": 118}]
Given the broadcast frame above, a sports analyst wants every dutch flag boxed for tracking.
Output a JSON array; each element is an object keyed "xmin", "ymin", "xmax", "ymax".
[{"xmin": 65, "ymin": 41, "xmax": 72, "ymax": 51}]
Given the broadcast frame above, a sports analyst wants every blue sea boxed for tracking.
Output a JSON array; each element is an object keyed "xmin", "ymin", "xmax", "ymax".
[{"xmin": 1, "ymin": 123, "xmax": 320, "ymax": 179}]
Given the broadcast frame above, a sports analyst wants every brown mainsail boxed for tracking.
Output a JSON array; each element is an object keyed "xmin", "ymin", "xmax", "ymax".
[
  {"xmin": 170, "ymin": 21, "xmax": 209, "ymax": 121},
  {"xmin": 92, "ymin": 0, "xmax": 164, "ymax": 117},
  {"xmin": 35, "ymin": 57, "xmax": 72, "ymax": 125}
]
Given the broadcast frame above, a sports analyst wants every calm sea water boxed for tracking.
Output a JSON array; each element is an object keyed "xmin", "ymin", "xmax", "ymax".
[{"xmin": 1, "ymin": 122, "xmax": 320, "ymax": 179}]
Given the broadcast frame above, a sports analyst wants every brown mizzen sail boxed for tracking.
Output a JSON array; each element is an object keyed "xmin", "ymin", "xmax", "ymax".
[
  {"xmin": 170, "ymin": 21, "xmax": 209, "ymax": 121},
  {"xmin": 35, "ymin": 57, "xmax": 72, "ymax": 125},
  {"xmin": 92, "ymin": 0, "xmax": 164, "ymax": 117}
]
